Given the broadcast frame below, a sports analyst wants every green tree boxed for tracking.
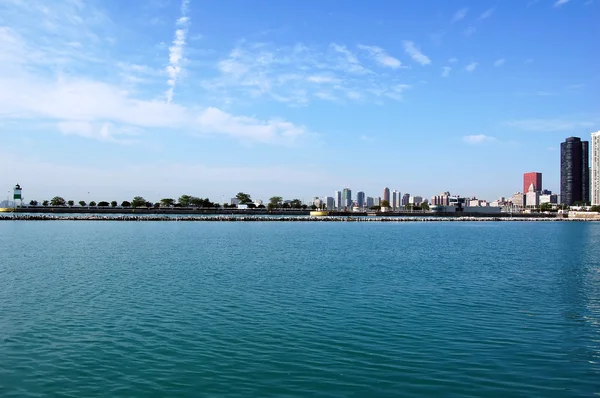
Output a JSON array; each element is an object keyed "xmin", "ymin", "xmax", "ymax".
[
  {"xmin": 236, "ymin": 192, "xmax": 252, "ymax": 204},
  {"xmin": 310, "ymin": 204, "xmax": 317, "ymax": 210},
  {"xmin": 421, "ymin": 202, "xmax": 430, "ymax": 211},
  {"xmin": 381, "ymin": 200, "xmax": 390, "ymax": 208},
  {"xmin": 540, "ymin": 202, "xmax": 553, "ymax": 212},
  {"xmin": 42, "ymin": 200, "xmax": 49, "ymax": 207},
  {"xmin": 131, "ymin": 196, "xmax": 146, "ymax": 208},
  {"xmin": 121, "ymin": 200, "xmax": 131, "ymax": 207},
  {"xmin": 290, "ymin": 199, "xmax": 302, "ymax": 209},
  {"xmin": 29, "ymin": 200, "xmax": 38, "ymax": 206},
  {"xmin": 50, "ymin": 196, "xmax": 66, "ymax": 206},
  {"xmin": 590, "ymin": 205, "xmax": 600, "ymax": 212},
  {"xmin": 144, "ymin": 201, "xmax": 153, "ymax": 208},
  {"xmin": 257, "ymin": 204, "xmax": 265, "ymax": 209},
  {"xmin": 97, "ymin": 201, "xmax": 109, "ymax": 207},
  {"xmin": 153, "ymin": 202, "xmax": 160, "ymax": 208},
  {"xmin": 268, "ymin": 196, "xmax": 282, "ymax": 210},
  {"xmin": 89, "ymin": 201, "xmax": 97, "ymax": 207},
  {"xmin": 79, "ymin": 200, "xmax": 87, "ymax": 207},
  {"xmin": 247, "ymin": 203, "xmax": 256, "ymax": 209},
  {"xmin": 369, "ymin": 205, "xmax": 381, "ymax": 211},
  {"xmin": 282, "ymin": 203, "xmax": 290, "ymax": 209},
  {"xmin": 178, "ymin": 195, "xmax": 193, "ymax": 207},
  {"xmin": 111, "ymin": 201, "xmax": 117, "ymax": 207},
  {"xmin": 67, "ymin": 200, "xmax": 74, "ymax": 207},
  {"xmin": 160, "ymin": 198, "xmax": 175, "ymax": 207}
]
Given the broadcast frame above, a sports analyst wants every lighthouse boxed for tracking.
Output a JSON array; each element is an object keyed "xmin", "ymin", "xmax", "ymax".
[{"xmin": 13, "ymin": 184, "xmax": 22, "ymax": 208}]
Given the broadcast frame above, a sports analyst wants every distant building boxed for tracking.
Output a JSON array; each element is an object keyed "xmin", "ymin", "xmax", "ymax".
[
  {"xmin": 366, "ymin": 197, "xmax": 374, "ymax": 208},
  {"xmin": 391, "ymin": 190, "xmax": 401, "ymax": 210},
  {"xmin": 409, "ymin": 196, "xmax": 423, "ymax": 206},
  {"xmin": 342, "ymin": 188, "xmax": 352, "ymax": 208},
  {"xmin": 373, "ymin": 197, "xmax": 381, "ymax": 206},
  {"xmin": 401, "ymin": 193, "xmax": 410, "ymax": 206},
  {"xmin": 356, "ymin": 191, "xmax": 365, "ymax": 208},
  {"xmin": 592, "ymin": 131, "xmax": 600, "ymax": 205},
  {"xmin": 560, "ymin": 136, "xmax": 589, "ymax": 205},
  {"xmin": 431, "ymin": 191, "xmax": 451, "ymax": 206},
  {"xmin": 525, "ymin": 183, "xmax": 540, "ymax": 207},
  {"xmin": 325, "ymin": 196, "xmax": 335, "ymax": 209},
  {"xmin": 539, "ymin": 194, "xmax": 558, "ymax": 205},
  {"xmin": 334, "ymin": 190, "xmax": 342, "ymax": 209},
  {"xmin": 230, "ymin": 198, "xmax": 239, "ymax": 206},
  {"xmin": 382, "ymin": 187, "xmax": 390, "ymax": 204},
  {"xmin": 523, "ymin": 172, "xmax": 542, "ymax": 193},
  {"xmin": 511, "ymin": 192, "xmax": 525, "ymax": 207}
]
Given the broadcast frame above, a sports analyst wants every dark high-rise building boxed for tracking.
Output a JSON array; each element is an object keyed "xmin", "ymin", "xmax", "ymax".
[
  {"xmin": 382, "ymin": 187, "xmax": 390, "ymax": 203},
  {"xmin": 356, "ymin": 191, "xmax": 365, "ymax": 208},
  {"xmin": 523, "ymin": 172, "xmax": 542, "ymax": 193},
  {"xmin": 560, "ymin": 137, "xmax": 589, "ymax": 205}
]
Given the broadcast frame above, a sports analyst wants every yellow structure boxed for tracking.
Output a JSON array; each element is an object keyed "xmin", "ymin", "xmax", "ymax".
[
  {"xmin": 0, "ymin": 208, "xmax": 14, "ymax": 213},
  {"xmin": 310, "ymin": 210, "xmax": 329, "ymax": 217}
]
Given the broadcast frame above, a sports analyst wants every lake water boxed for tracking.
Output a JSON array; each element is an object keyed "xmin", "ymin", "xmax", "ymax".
[{"xmin": 0, "ymin": 221, "xmax": 599, "ymax": 397}]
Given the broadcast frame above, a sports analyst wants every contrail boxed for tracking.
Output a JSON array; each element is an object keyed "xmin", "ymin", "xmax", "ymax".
[{"xmin": 166, "ymin": 0, "xmax": 190, "ymax": 103}]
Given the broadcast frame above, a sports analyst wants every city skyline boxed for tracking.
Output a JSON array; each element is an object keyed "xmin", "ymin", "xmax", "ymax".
[{"xmin": 0, "ymin": 0, "xmax": 598, "ymax": 201}]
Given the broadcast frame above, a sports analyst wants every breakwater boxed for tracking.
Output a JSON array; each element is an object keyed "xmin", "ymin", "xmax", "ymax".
[{"xmin": 0, "ymin": 214, "xmax": 592, "ymax": 222}]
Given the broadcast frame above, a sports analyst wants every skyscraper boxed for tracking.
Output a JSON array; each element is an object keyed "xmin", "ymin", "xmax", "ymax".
[
  {"xmin": 560, "ymin": 137, "xmax": 589, "ymax": 205},
  {"xmin": 523, "ymin": 172, "xmax": 542, "ymax": 193},
  {"xmin": 342, "ymin": 188, "xmax": 352, "ymax": 208},
  {"xmin": 382, "ymin": 187, "xmax": 390, "ymax": 204},
  {"xmin": 592, "ymin": 131, "xmax": 600, "ymax": 205},
  {"xmin": 391, "ymin": 190, "xmax": 401, "ymax": 210},
  {"xmin": 334, "ymin": 190, "xmax": 342, "ymax": 209},
  {"xmin": 356, "ymin": 191, "xmax": 365, "ymax": 208}
]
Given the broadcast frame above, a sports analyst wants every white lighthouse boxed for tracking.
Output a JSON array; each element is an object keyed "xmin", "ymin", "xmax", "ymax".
[{"xmin": 13, "ymin": 184, "xmax": 22, "ymax": 208}]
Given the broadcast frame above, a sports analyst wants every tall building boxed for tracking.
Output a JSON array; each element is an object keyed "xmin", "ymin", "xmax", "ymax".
[
  {"xmin": 560, "ymin": 137, "xmax": 589, "ymax": 205},
  {"xmin": 356, "ymin": 191, "xmax": 365, "ymax": 208},
  {"xmin": 391, "ymin": 190, "xmax": 401, "ymax": 210},
  {"xmin": 382, "ymin": 187, "xmax": 390, "ymax": 204},
  {"xmin": 592, "ymin": 131, "xmax": 600, "ymax": 205},
  {"xmin": 334, "ymin": 190, "xmax": 342, "ymax": 209},
  {"xmin": 402, "ymin": 193, "xmax": 410, "ymax": 206},
  {"xmin": 523, "ymin": 172, "xmax": 542, "ymax": 193},
  {"xmin": 342, "ymin": 188, "xmax": 352, "ymax": 208},
  {"xmin": 366, "ymin": 197, "xmax": 374, "ymax": 208},
  {"xmin": 526, "ymin": 183, "xmax": 539, "ymax": 208},
  {"xmin": 325, "ymin": 196, "xmax": 335, "ymax": 210}
]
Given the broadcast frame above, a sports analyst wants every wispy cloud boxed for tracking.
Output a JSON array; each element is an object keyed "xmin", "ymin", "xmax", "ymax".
[
  {"xmin": 330, "ymin": 43, "xmax": 370, "ymax": 74},
  {"xmin": 402, "ymin": 41, "xmax": 431, "ymax": 65},
  {"xmin": 477, "ymin": 8, "xmax": 495, "ymax": 20},
  {"xmin": 58, "ymin": 121, "xmax": 140, "ymax": 144},
  {"xmin": 452, "ymin": 8, "xmax": 468, "ymax": 22},
  {"xmin": 504, "ymin": 118, "xmax": 597, "ymax": 131},
  {"xmin": 465, "ymin": 62, "xmax": 478, "ymax": 72},
  {"xmin": 554, "ymin": 0, "xmax": 570, "ymax": 7},
  {"xmin": 441, "ymin": 66, "xmax": 451, "ymax": 78},
  {"xmin": 165, "ymin": 0, "xmax": 190, "ymax": 103},
  {"xmin": 448, "ymin": 57, "xmax": 458, "ymax": 63},
  {"xmin": 463, "ymin": 134, "xmax": 497, "ymax": 144},
  {"xmin": 357, "ymin": 44, "xmax": 402, "ymax": 68},
  {"xmin": 463, "ymin": 26, "xmax": 476, "ymax": 37},
  {"xmin": 493, "ymin": 58, "xmax": 505, "ymax": 67}
]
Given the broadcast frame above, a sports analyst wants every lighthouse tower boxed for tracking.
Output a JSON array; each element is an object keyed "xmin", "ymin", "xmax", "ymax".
[{"xmin": 13, "ymin": 184, "xmax": 22, "ymax": 208}]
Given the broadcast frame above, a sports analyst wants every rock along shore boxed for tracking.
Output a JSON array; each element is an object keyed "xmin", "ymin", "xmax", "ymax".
[{"xmin": 0, "ymin": 215, "xmax": 595, "ymax": 222}]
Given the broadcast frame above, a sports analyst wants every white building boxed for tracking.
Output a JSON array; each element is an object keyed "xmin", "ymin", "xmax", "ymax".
[
  {"xmin": 409, "ymin": 196, "xmax": 423, "ymax": 206},
  {"xmin": 539, "ymin": 194, "xmax": 559, "ymax": 205},
  {"xmin": 391, "ymin": 190, "xmax": 402, "ymax": 210},
  {"xmin": 592, "ymin": 131, "xmax": 600, "ymax": 205}
]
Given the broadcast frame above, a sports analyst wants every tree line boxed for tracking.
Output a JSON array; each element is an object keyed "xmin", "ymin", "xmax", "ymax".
[{"xmin": 25, "ymin": 192, "xmax": 316, "ymax": 210}]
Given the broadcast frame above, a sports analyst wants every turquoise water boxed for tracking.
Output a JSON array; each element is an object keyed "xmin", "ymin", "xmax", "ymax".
[{"xmin": 0, "ymin": 221, "xmax": 599, "ymax": 397}]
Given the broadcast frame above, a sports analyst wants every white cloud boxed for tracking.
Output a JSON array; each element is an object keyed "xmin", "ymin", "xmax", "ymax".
[
  {"xmin": 464, "ymin": 26, "xmax": 476, "ymax": 37},
  {"xmin": 441, "ymin": 66, "xmax": 451, "ymax": 78},
  {"xmin": 493, "ymin": 58, "xmax": 505, "ymax": 67},
  {"xmin": 448, "ymin": 57, "xmax": 458, "ymax": 63},
  {"xmin": 58, "ymin": 121, "xmax": 140, "ymax": 144},
  {"xmin": 357, "ymin": 44, "xmax": 402, "ymax": 68},
  {"xmin": 554, "ymin": 0, "xmax": 569, "ymax": 6},
  {"xmin": 503, "ymin": 118, "xmax": 597, "ymax": 131},
  {"xmin": 307, "ymin": 75, "xmax": 339, "ymax": 83},
  {"xmin": 465, "ymin": 62, "xmax": 478, "ymax": 72},
  {"xmin": 402, "ymin": 41, "xmax": 431, "ymax": 65},
  {"xmin": 452, "ymin": 8, "xmax": 468, "ymax": 22},
  {"xmin": 165, "ymin": 0, "xmax": 191, "ymax": 103},
  {"xmin": 477, "ymin": 8, "xmax": 495, "ymax": 20},
  {"xmin": 330, "ymin": 43, "xmax": 370, "ymax": 74},
  {"xmin": 462, "ymin": 134, "xmax": 497, "ymax": 144}
]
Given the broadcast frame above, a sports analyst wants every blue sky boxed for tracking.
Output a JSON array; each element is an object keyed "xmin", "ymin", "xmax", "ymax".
[{"xmin": 0, "ymin": 0, "xmax": 598, "ymax": 203}]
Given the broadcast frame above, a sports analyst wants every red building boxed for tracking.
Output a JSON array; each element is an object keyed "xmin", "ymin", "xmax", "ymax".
[
  {"xmin": 523, "ymin": 172, "xmax": 542, "ymax": 193},
  {"xmin": 382, "ymin": 187, "xmax": 390, "ymax": 203}
]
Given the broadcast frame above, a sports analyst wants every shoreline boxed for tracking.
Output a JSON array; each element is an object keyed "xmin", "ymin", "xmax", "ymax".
[{"xmin": 0, "ymin": 215, "xmax": 595, "ymax": 222}]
